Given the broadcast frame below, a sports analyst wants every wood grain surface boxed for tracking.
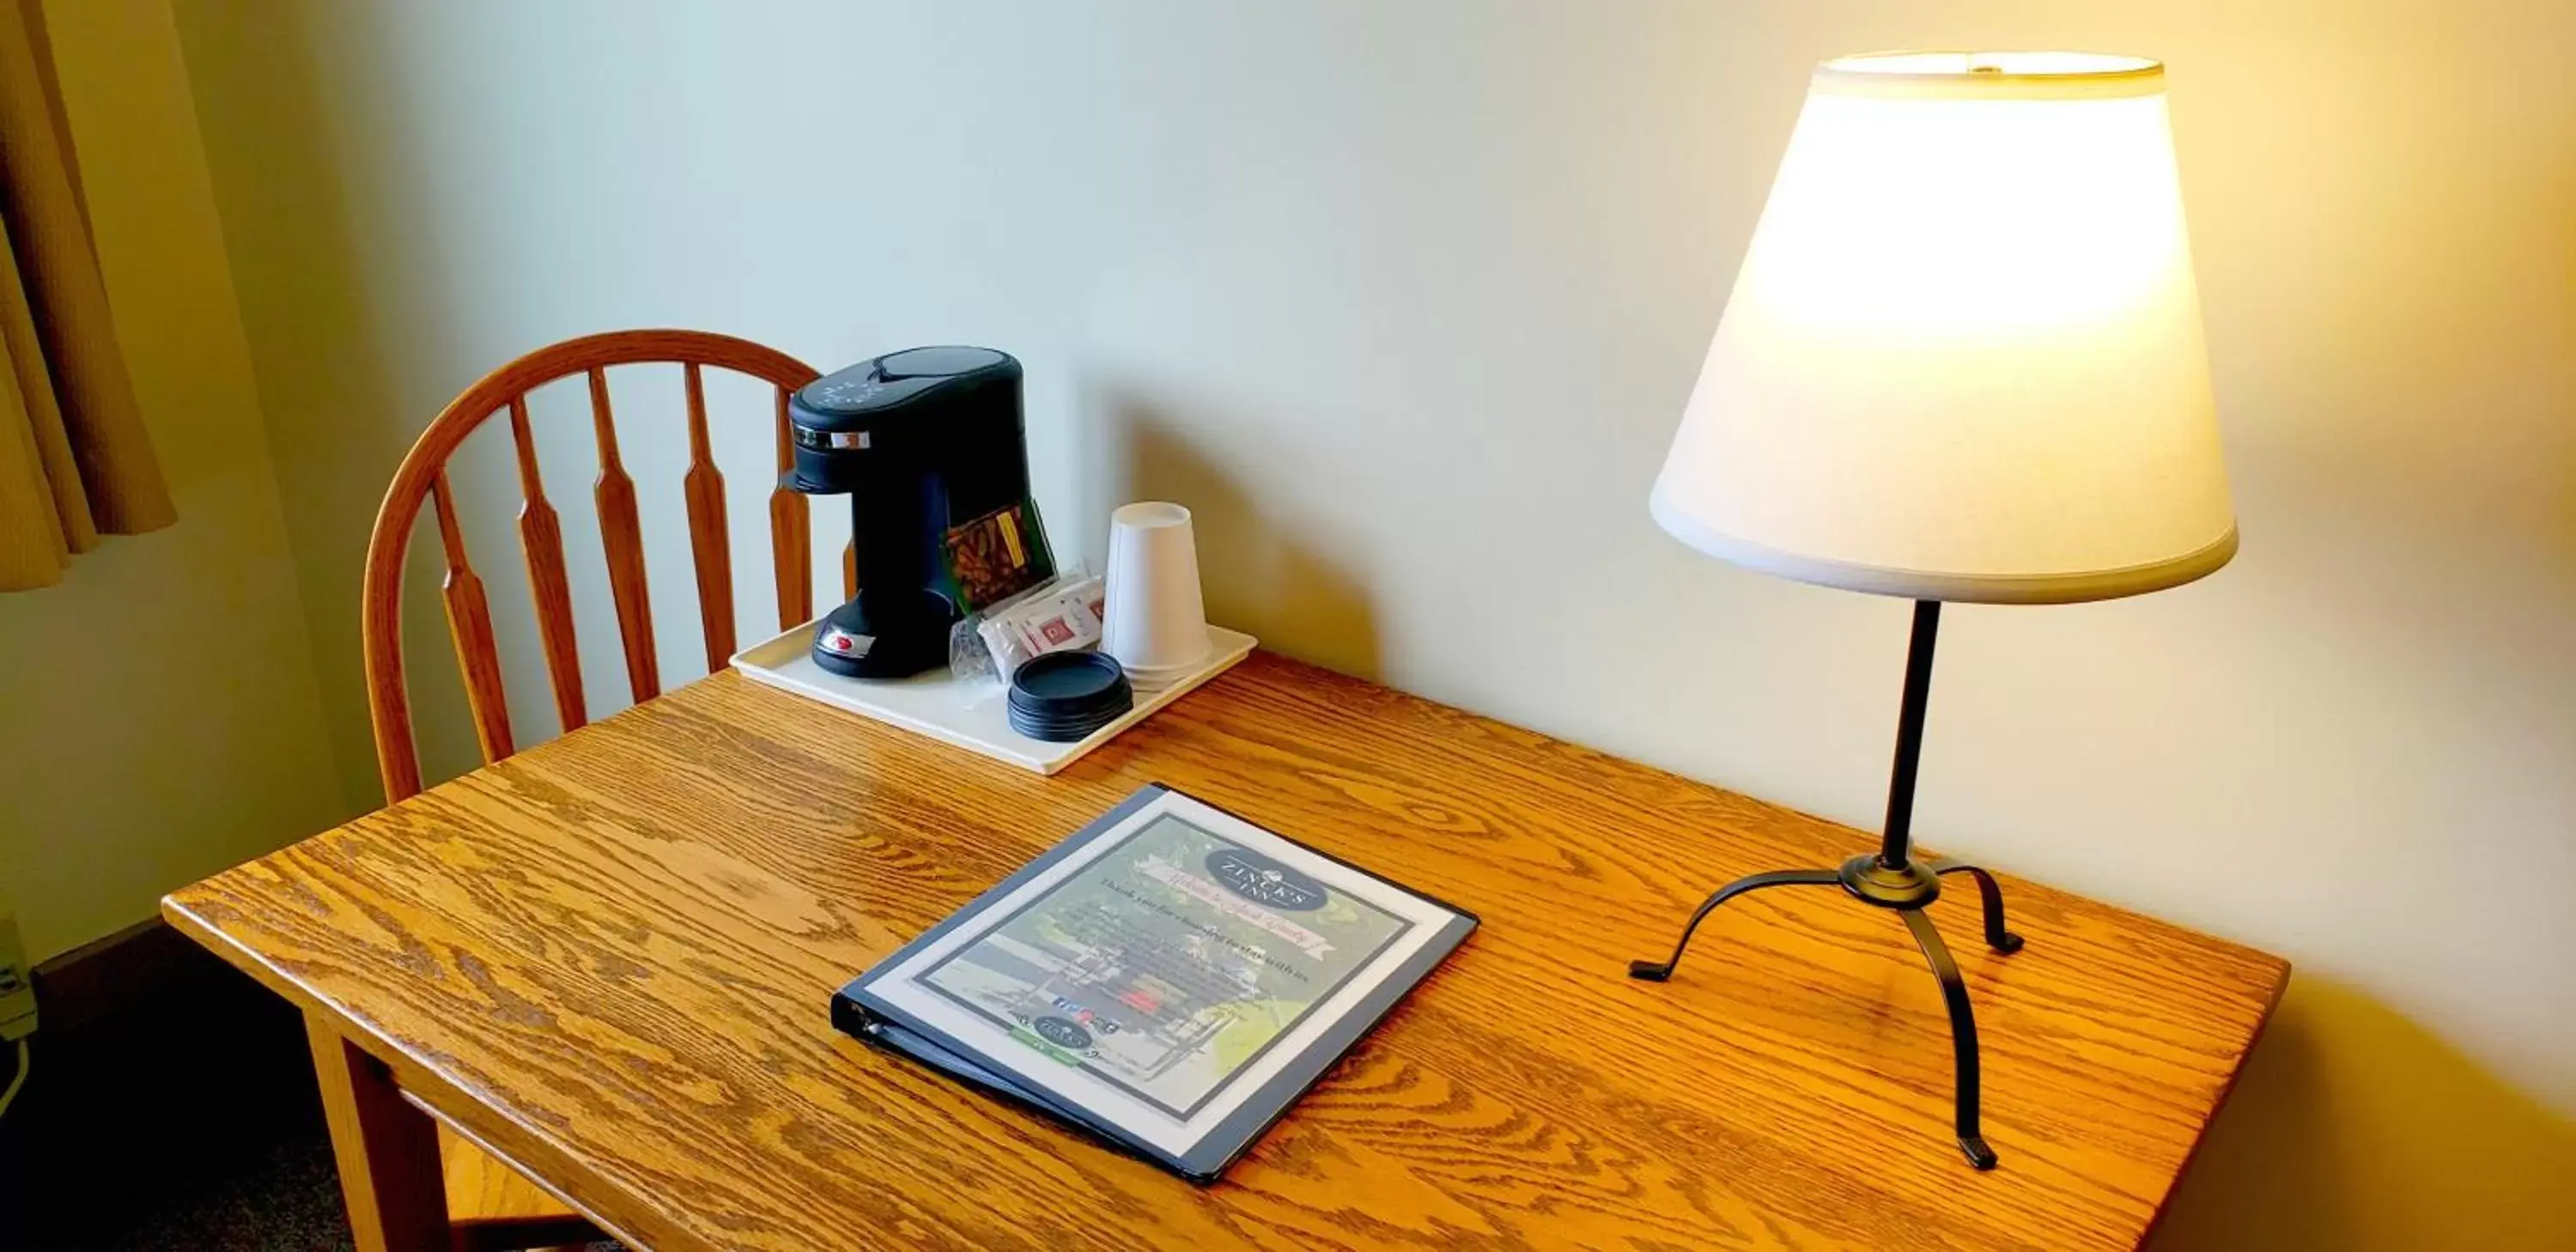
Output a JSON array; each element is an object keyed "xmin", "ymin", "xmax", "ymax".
[
  {"xmin": 308, "ymin": 1012, "xmax": 450, "ymax": 1252},
  {"xmin": 434, "ymin": 1121, "xmax": 572, "ymax": 1225},
  {"xmin": 167, "ymin": 656, "xmax": 2286, "ymax": 1252}
]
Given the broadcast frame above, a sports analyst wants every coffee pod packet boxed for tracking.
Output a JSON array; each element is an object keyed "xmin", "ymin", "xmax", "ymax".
[{"xmin": 951, "ymin": 569, "xmax": 1106, "ymax": 688}]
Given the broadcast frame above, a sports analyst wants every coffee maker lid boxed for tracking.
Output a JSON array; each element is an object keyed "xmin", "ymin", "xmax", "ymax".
[
  {"xmin": 794, "ymin": 346, "xmax": 1017, "ymax": 427},
  {"xmin": 878, "ymin": 346, "xmax": 1005, "ymax": 378}
]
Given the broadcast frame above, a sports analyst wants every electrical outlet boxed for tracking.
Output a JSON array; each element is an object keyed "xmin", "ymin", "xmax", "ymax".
[{"xmin": 0, "ymin": 904, "xmax": 35, "ymax": 1042}]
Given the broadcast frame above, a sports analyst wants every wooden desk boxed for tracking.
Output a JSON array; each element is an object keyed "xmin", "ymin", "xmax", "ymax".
[{"xmin": 165, "ymin": 655, "xmax": 2286, "ymax": 1251}]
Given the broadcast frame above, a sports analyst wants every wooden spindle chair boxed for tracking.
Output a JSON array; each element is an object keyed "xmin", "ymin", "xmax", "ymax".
[{"xmin": 355, "ymin": 329, "xmax": 836, "ymax": 1249}]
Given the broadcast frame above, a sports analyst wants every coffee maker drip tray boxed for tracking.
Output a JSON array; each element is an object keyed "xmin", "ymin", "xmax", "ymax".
[{"xmin": 729, "ymin": 618, "xmax": 1258, "ymax": 776}]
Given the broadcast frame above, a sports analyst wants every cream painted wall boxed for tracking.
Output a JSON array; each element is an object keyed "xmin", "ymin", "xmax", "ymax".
[
  {"xmin": 0, "ymin": 0, "xmax": 344, "ymax": 962},
  {"xmin": 168, "ymin": 1, "xmax": 2573, "ymax": 1245}
]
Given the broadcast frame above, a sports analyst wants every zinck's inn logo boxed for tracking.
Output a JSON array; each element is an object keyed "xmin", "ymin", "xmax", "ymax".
[{"xmin": 1203, "ymin": 848, "xmax": 1327, "ymax": 912}]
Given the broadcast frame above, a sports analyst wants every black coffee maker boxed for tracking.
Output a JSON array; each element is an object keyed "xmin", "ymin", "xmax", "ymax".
[{"xmin": 787, "ymin": 346, "xmax": 1053, "ymax": 678}]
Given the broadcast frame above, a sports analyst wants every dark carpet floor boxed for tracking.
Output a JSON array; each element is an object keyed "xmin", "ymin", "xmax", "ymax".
[
  {"xmin": 0, "ymin": 1019, "xmax": 355, "ymax": 1248},
  {"xmin": 0, "ymin": 935, "xmax": 620, "ymax": 1250},
  {"xmin": 85, "ymin": 1133, "xmax": 355, "ymax": 1252},
  {"xmin": 4, "ymin": 1093, "xmax": 621, "ymax": 1250}
]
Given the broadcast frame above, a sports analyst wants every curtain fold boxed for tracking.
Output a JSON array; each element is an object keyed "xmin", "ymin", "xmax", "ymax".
[{"xmin": 0, "ymin": 0, "xmax": 173, "ymax": 592}]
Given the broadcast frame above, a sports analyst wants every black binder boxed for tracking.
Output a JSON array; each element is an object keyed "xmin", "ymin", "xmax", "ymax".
[{"xmin": 829, "ymin": 784, "xmax": 1478, "ymax": 1183}]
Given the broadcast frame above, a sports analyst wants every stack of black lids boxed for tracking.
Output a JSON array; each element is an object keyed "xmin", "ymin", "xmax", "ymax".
[{"xmin": 1007, "ymin": 652, "xmax": 1133, "ymax": 743}]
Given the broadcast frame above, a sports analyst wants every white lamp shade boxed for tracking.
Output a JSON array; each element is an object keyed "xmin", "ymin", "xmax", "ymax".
[{"xmin": 1651, "ymin": 52, "xmax": 2237, "ymax": 604}]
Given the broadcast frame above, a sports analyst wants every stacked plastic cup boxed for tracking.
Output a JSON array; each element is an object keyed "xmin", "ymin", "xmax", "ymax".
[{"xmin": 1101, "ymin": 501, "xmax": 1211, "ymax": 692}]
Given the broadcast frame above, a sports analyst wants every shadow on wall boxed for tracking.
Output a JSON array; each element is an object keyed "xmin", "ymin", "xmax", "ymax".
[
  {"xmin": 1085, "ymin": 388, "xmax": 1380, "ymax": 682},
  {"xmin": 168, "ymin": 0, "xmax": 483, "ymax": 808},
  {"xmin": 2154, "ymin": 973, "xmax": 2576, "ymax": 1251}
]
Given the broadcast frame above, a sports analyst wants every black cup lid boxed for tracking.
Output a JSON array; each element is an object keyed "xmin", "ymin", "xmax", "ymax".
[
  {"xmin": 1010, "ymin": 652, "xmax": 1129, "ymax": 713},
  {"xmin": 1010, "ymin": 708, "xmax": 1122, "ymax": 736},
  {"xmin": 1010, "ymin": 702, "xmax": 1122, "ymax": 743}
]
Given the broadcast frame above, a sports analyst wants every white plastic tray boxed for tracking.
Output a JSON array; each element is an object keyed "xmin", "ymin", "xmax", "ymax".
[{"xmin": 729, "ymin": 619, "xmax": 1256, "ymax": 775}]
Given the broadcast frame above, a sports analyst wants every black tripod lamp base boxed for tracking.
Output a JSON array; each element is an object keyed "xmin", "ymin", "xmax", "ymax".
[
  {"xmin": 1628, "ymin": 855, "xmax": 2009, "ymax": 1170},
  {"xmin": 1959, "ymin": 1135, "xmax": 1998, "ymax": 1171},
  {"xmin": 1628, "ymin": 598, "xmax": 2032, "ymax": 1169},
  {"xmin": 1626, "ymin": 854, "xmax": 2021, "ymax": 1171},
  {"xmin": 1837, "ymin": 852, "xmax": 1941, "ymax": 909}
]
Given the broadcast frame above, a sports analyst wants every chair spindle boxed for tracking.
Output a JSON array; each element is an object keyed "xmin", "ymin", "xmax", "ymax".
[
  {"xmin": 587, "ymin": 368, "xmax": 660, "ymax": 702},
  {"xmin": 769, "ymin": 386, "xmax": 811, "ymax": 629},
  {"xmin": 681, "ymin": 363, "xmax": 736, "ymax": 669},
  {"xmin": 507, "ymin": 396, "xmax": 586, "ymax": 732},
  {"xmin": 430, "ymin": 471, "xmax": 513, "ymax": 762}
]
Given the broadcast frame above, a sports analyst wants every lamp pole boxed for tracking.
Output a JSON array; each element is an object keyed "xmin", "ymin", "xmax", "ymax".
[{"xmin": 1879, "ymin": 599, "xmax": 1941, "ymax": 870}]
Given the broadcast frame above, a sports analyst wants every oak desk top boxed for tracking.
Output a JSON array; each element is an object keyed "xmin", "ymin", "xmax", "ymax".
[{"xmin": 166, "ymin": 655, "xmax": 2286, "ymax": 1251}]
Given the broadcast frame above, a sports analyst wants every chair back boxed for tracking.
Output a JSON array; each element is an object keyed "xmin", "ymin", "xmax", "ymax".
[{"xmin": 362, "ymin": 329, "xmax": 829, "ymax": 800}]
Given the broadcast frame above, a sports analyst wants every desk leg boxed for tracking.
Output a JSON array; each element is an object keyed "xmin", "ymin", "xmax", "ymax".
[{"xmin": 307, "ymin": 1012, "xmax": 452, "ymax": 1252}]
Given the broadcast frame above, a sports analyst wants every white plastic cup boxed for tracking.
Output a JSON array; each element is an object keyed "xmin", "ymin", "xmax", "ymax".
[{"xmin": 1102, "ymin": 501, "xmax": 1210, "ymax": 688}]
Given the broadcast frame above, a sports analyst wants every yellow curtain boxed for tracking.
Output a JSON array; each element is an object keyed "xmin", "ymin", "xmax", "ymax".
[{"xmin": 0, "ymin": 0, "xmax": 173, "ymax": 592}]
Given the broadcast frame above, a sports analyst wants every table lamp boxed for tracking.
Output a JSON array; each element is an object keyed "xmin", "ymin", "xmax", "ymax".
[{"xmin": 1630, "ymin": 52, "xmax": 2235, "ymax": 1170}]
